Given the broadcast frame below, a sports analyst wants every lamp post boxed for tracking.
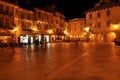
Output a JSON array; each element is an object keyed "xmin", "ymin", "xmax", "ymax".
[
  {"xmin": 64, "ymin": 30, "xmax": 69, "ymax": 41},
  {"xmin": 48, "ymin": 29, "xmax": 53, "ymax": 34},
  {"xmin": 112, "ymin": 24, "xmax": 120, "ymax": 40},
  {"xmin": 84, "ymin": 27, "xmax": 90, "ymax": 42},
  {"xmin": 13, "ymin": 28, "xmax": 18, "ymax": 43},
  {"xmin": 113, "ymin": 24, "xmax": 119, "ymax": 30}
]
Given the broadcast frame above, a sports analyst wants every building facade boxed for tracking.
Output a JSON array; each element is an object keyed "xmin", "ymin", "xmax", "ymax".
[
  {"xmin": 0, "ymin": 0, "xmax": 16, "ymax": 46},
  {"xmin": 67, "ymin": 18, "xmax": 86, "ymax": 41},
  {"xmin": 0, "ymin": 0, "xmax": 66, "ymax": 47},
  {"xmin": 85, "ymin": 0, "xmax": 120, "ymax": 42},
  {"xmin": 14, "ymin": 7, "xmax": 34, "ymax": 44}
]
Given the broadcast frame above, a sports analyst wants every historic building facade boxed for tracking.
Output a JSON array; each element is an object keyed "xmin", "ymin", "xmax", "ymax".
[
  {"xmin": 67, "ymin": 18, "xmax": 86, "ymax": 41},
  {"xmin": 0, "ymin": 0, "xmax": 16, "ymax": 46},
  {"xmin": 53, "ymin": 12, "xmax": 66, "ymax": 41},
  {"xmin": 33, "ymin": 8, "xmax": 54, "ymax": 43},
  {"xmin": 0, "ymin": 0, "xmax": 66, "ymax": 46},
  {"xmin": 85, "ymin": 0, "xmax": 120, "ymax": 42}
]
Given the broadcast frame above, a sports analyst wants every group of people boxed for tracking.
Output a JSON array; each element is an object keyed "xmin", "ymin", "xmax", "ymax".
[{"xmin": 34, "ymin": 38, "xmax": 47, "ymax": 49}]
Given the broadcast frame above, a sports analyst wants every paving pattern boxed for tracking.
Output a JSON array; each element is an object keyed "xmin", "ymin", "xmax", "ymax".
[{"xmin": 0, "ymin": 42, "xmax": 120, "ymax": 80}]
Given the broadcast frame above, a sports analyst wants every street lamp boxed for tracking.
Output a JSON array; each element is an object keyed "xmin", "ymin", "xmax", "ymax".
[
  {"xmin": 84, "ymin": 27, "xmax": 90, "ymax": 42},
  {"xmin": 113, "ymin": 24, "xmax": 119, "ymax": 30},
  {"xmin": 84, "ymin": 27, "xmax": 90, "ymax": 32},
  {"xmin": 48, "ymin": 29, "xmax": 53, "ymax": 34},
  {"xmin": 32, "ymin": 27, "xmax": 38, "ymax": 31},
  {"xmin": 12, "ymin": 27, "xmax": 18, "ymax": 45},
  {"xmin": 64, "ymin": 30, "xmax": 69, "ymax": 35},
  {"xmin": 13, "ymin": 28, "xmax": 18, "ymax": 32},
  {"xmin": 64, "ymin": 30, "xmax": 69, "ymax": 41}
]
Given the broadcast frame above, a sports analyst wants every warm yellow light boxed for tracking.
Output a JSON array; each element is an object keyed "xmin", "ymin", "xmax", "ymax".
[
  {"xmin": 52, "ymin": 35, "xmax": 55, "ymax": 37},
  {"xmin": 48, "ymin": 30, "xmax": 53, "ymax": 34},
  {"xmin": 13, "ymin": 28, "xmax": 18, "ymax": 32},
  {"xmin": 84, "ymin": 27, "xmax": 90, "ymax": 32},
  {"xmin": 64, "ymin": 31, "xmax": 67, "ymax": 34},
  {"xmin": 111, "ymin": 32, "xmax": 116, "ymax": 35},
  {"xmin": 83, "ymin": 32, "xmax": 86, "ymax": 35},
  {"xmin": 70, "ymin": 35, "xmax": 72, "ymax": 37},
  {"xmin": 81, "ymin": 35, "xmax": 84, "ymax": 38},
  {"xmin": 64, "ymin": 31, "xmax": 69, "ymax": 35},
  {"xmin": 32, "ymin": 28, "xmax": 37, "ymax": 31},
  {"xmin": 113, "ymin": 24, "xmax": 119, "ymax": 30}
]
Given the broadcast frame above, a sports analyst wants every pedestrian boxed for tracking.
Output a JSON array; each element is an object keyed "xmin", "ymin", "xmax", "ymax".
[
  {"xmin": 44, "ymin": 38, "xmax": 47, "ymax": 48},
  {"xmin": 34, "ymin": 39, "xmax": 39, "ymax": 51}
]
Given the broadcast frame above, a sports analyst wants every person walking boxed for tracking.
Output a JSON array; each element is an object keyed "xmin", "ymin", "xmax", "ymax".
[{"xmin": 34, "ymin": 39, "xmax": 39, "ymax": 51}]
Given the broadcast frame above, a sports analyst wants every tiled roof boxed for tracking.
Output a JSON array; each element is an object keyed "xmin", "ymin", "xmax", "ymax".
[{"xmin": 84, "ymin": 1, "xmax": 119, "ymax": 13}]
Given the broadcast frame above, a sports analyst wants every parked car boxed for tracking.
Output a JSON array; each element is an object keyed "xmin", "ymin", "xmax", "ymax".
[{"xmin": 113, "ymin": 38, "xmax": 120, "ymax": 46}]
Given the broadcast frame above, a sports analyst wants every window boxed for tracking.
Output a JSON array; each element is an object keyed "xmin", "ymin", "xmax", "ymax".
[
  {"xmin": 27, "ymin": 14, "xmax": 32, "ymax": 20},
  {"xmin": 56, "ymin": 20, "xmax": 59, "ymax": 24},
  {"xmin": 106, "ymin": 10, "xmax": 110, "ymax": 16},
  {"xmin": 5, "ymin": 6, "xmax": 9, "ymax": 15},
  {"xmin": 89, "ymin": 14, "xmax": 92, "ymax": 19},
  {"xmin": 21, "ymin": 12, "xmax": 25, "ymax": 19},
  {"xmin": 97, "ymin": 22, "xmax": 101, "ymax": 28},
  {"xmin": 5, "ymin": 18, "xmax": 9, "ymax": 26},
  {"xmin": 106, "ymin": 21, "xmax": 110, "ymax": 27},
  {"xmin": 15, "ymin": 9, "xmax": 19, "ymax": 17},
  {"xmin": 0, "ymin": 17, "xmax": 3, "ymax": 25},
  {"xmin": 21, "ymin": 22, "xmax": 24, "ymax": 27},
  {"xmin": 42, "ymin": 14, "xmax": 48, "ymax": 21},
  {"xmin": 48, "ymin": 15, "xmax": 53, "ymax": 23},
  {"xmin": 18, "ymin": 10, "xmax": 22, "ymax": 18},
  {"xmin": 80, "ymin": 23, "xmax": 82, "ymax": 26},
  {"xmin": 11, "ymin": 7, "xmax": 14, "ymax": 16},
  {"xmin": 56, "ymin": 28, "xmax": 59, "ymax": 33},
  {"xmin": 69, "ymin": 28, "xmax": 71, "ymax": 32},
  {"xmin": 45, "ymin": 26, "xmax": 48, "ymax": 30},
  {"xmin": 60, "ymin": 29, "xmax": 62, "ymax": 33},
  {"xmin": 74, "ymin": 27, "xmax": 76, "ymax": 31},
  {"xmin": 0, "ymin": 4, "xmax": 4, "ymax": 13},
  {"xmin": 97, "ymin": 12, "xmax": 101, "ymax": 18},
  {"xmin": 38, "ymin": 12, "xmax": 41, "ymax": 18}
]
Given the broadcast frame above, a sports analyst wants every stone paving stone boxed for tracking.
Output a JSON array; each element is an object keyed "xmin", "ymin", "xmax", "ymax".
[{"xmin": 0, "ymin": 42, "xmax": 120, "ymax": 80}]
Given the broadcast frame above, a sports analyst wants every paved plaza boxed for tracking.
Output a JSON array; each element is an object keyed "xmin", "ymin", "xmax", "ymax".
[{"xmin": 0, "ymin": 42, "xmax": 120, "ymax": 80}]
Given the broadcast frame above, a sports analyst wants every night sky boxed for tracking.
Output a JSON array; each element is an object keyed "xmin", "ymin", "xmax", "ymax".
[{"xmin": 11, "ymin": 0, "xmax": 100, "ymax": 20}]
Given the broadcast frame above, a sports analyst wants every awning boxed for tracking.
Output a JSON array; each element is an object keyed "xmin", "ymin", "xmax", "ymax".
[
  {"xmin": 33, "ymin": 30, "xmax": 48, "ymax": 35},
  {"xmin": 22, "ymin": 29, "xmax": 34, "ymax": 35}
]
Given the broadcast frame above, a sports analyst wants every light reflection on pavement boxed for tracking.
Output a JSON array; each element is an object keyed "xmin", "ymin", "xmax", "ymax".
[{"xmin": 0, "ymin": 42, "xmax": 120, "ymax": 80}]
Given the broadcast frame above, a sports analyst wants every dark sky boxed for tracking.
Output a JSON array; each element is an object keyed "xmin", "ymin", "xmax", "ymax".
[{"xmin": 12, "ymin": 0, "xmax": 100, "ymax": 20}]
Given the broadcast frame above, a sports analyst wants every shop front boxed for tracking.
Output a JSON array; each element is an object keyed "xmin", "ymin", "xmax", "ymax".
[
  {"xmin": 34, "ymin": 34, "xmax": 50, "ymax": 43},
  {"xmin": 19, "ymin": 34, "xmax": 33, "ymax": 45},
  {"xmin": 0, "ymin": 29, "xmax": 14, "ymax": 47}
]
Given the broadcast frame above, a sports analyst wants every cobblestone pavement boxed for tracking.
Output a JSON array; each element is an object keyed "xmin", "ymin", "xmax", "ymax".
[{"xmin": 0, "ymin": 42, "xmax": 120, "ymax": 80}]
